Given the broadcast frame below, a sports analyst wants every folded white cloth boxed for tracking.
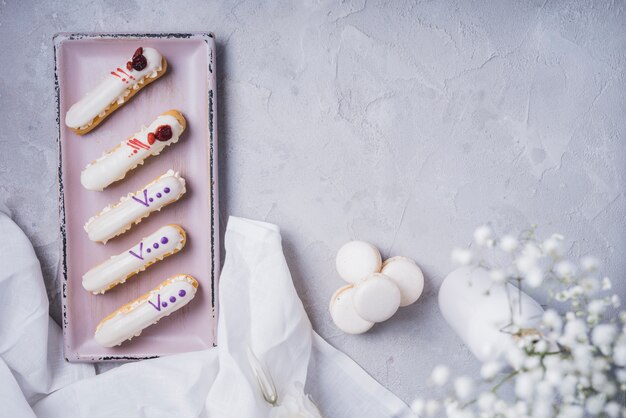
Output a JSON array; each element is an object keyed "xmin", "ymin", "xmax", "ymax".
[{"xmin": 0, "ymin": 213, "xmax": 413, "ymax": 417}]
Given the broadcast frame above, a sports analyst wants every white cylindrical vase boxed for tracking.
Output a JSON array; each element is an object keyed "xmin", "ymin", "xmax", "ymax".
[{"xmin": 438, "ymin": 267, "xmax": 544, "ymax": 362}]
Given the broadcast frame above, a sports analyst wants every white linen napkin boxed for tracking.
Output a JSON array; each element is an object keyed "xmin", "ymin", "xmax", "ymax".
[{"xmin": 0, "ymin": 213, "xmax": 413, "ymax": 417}]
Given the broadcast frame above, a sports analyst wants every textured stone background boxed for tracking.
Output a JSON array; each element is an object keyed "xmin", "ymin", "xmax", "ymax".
[{"xmin": 1, "ymin": 0, "xmax": 624, "ymax": 405}]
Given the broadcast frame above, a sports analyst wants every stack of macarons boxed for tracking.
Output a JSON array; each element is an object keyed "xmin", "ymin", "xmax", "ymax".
[{"xmin": 330, "ymin": 241, "xmax": 424, "ymax": 334}]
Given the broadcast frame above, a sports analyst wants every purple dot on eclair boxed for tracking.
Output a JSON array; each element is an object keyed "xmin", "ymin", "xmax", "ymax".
[
  {"xmin": 169, "ymin": 296, "xmax": 176, "ymax": 303},
  {"xmin": 153, "ymin": 243, "xmax": 159, "ymax": 249},
  {"xmin": 161, "ymin": 237, "xmax": 169, "ymax": 244},
  {"xmin": 161, "ymin": 302, "xmax": 168, "ymax": 308},
  {"xmin": 179, "ymin": 289, "xmax": 186, "ymax": 297},
  {"xmin": 149, "ymin": 197, "xmax": 154, "ymax": 202},
  {"xmin": 164, "ymin": 187, "xmax": 170, "ymax": 193},
  {"xmin": 146, "ymin": 248, "xmax": 151, "ymax": 253},
  {"xmin": 156, "ymin": 193, "xmax": 162, "ymax": 198}
]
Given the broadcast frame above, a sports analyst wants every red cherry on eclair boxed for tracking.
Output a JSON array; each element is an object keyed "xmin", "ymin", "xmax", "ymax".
[
  {"xmin": 147, "ymin": 133, "xmax": 156, "ymax": 145},
  {"xmin": 155, "ymin": 125, "xmax": 173, "ymax": 142}
]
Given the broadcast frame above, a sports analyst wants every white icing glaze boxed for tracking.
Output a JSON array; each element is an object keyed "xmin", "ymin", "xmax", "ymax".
[
  {"xmin": 95, "ymin": 275, "xmax": 198, "ymax": 347},
  {"xmin": 84, "ymin": 170, "xmax": 185, "ymax": 243},
  {"xmin": 82, "ymin": 225, "xmax": 186, "ymax": 294},
  {"xmin": 65, "ymin": 47, "xmax": 163, "ymax": 129},
  {"xmin": 81, "ymin": 113, "xmax": 185, "ymax": 191}
]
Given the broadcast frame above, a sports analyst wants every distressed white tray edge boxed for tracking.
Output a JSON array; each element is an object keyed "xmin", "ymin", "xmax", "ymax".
[{"xmin": 54, "ymin": 32, "xmax": 220, "ymax": 362}]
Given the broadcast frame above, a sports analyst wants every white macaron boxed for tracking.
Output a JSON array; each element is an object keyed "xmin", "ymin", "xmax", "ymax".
[
  {"xmin": 381, "ymin": 256, "xmax": 424, "ymax": 307},
  {"xmin": 336, "ymin": 240, "xmax": 382, "ymax": 283},
  {"xmin": 329, "ymin": 285, "xmax": 374, "ymax": 334},
  {"xmin": 353, "ymin": 273, "xmax": 401, "ymax": 323}
]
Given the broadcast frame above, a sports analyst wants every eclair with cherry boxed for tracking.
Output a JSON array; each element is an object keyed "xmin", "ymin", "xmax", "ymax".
[
  {"xmin": 65, "ymin": 47, "xmax": 167, "ymax": 135},
  {"xmin": 81, "ymin": 110, "xmax": 186, "ymax": 191}
]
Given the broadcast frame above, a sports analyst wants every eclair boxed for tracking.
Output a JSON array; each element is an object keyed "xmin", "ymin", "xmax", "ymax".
[
  {"xmin": 81, "ymin": 110, "xmax": 186, "ymax": 191},
  {"xmin": 95, "ymin": 274, "xmax": 198, "ymax": 347},
  {"xmin": 83, "ymin": 224, "xmax": 186, "ymax": 294},
  {"xmin": 84, "ymin": 170, "xmax": 186, "ymax": 243},
  {"xmin": 65, "ymin": 47, "xmax": 167, "ymax": 135}
]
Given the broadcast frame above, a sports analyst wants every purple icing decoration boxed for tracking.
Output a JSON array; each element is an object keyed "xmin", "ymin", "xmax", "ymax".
[
  {"xmin": 148, "ymin": 294, "xmax": 162, "ymax": 311},
  {"xmin": 161, "ymin": 302, "xmax": 168, "ymax": 308},
  {"xmin": 161, "ymin": 237, "xmax": 169, "ymax": 244},
  {"xmin": 169, "ymin": 296, "xmax": 176, "ymax": 303},
  {"xmin": 156, "ymin": 193, "xmax": 162, "ymax": 198},
  {"xmin": 164, "ymin": 187, "xmax": 170, "ymax": 193},
  {"xmin": 132, "ymin": 189, "xmax": 150, "ymax": 207},
  {"xmin": 149, "ymin": 197, "xmax": 154, "ymax": 202},
  {"xmin": 179, "ymin": 289, "xmax": 186, "ymax": 297},
  {"xmin": 146, "ymin": 248, "xmax": 151, "ymax": 253},
  {"xmin": 128, "ymin": 242, "xmax": 144, "ymax": 260},
  {"xmin": 153, "ymin": 243, "xmax": 159, "ymax": 249}
]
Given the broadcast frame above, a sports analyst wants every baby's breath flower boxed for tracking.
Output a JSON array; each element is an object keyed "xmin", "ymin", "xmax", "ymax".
[
  {"xmin": 542, "ymin": 310, "xmax": 563, "ymax": 333},
  {"xmin": 514, "ymin": 373, "xmax": 534, "ymax": 400},
  {"xmin": 611, "ymin": 294, "xmax": 620, "ymax": 308},
  {"xmin": 453, "ymin": 376, "xmax": 474, "ymax": 400},
  {"xmin": 557, "ymin": 405, "xmax": 584, "ymax": 418},
  {"xmin": 554, "ymin": 291, "xmax": 569, "ymax": 302},
  {"xmin": 614, "ymin": 345, "xmax": 626, "ymax": 367},
  {"xmin": 532, "ymin": 339, "xmax": 548, "ymax": 354},
  {"xmin": 526, "ymin": 268, "xmax": 544, "ymax": 287},
  {"xmin": 410, "ymin": 398, "xmax": 425, "ymax": 415},
  {"xmin": 535, "ymin": 381, "xmax": 553, "ymax": 399},
  {"xmin": 514, "ymin": 400, "xmax": 529, "ymax": 416},
  {"xmin": 499, "ymin": 235, "xmax": 518, "ymax": 253},
  {"xmin": 588, "ymin": 299, "xmax": 606, "ymax": 316},
  {"xmin": 592, "ymin": 371, "xmax": 608, "ymax": 392},
  {"xmin": 533, "ymin": 399, "xmax": 553, "ymax": 418},
  {"xmin": 604, "ymin": 401, "xmax": 621, "ymax": 417},
  {"xmin": 602, "ymin": 277, "xmax": 612, "ymax": 290},
  {"xmin": 477, "ymin": 392, "xmax": 496, "ymax": 412},
  {"xmin": 585, "ymin": 394, "xmax": 606, "ymax": 415},
  {"xmin": 451, "ymin": 248, "xmax": 473, "ymax": 266},
  {"xmin": 580, "ymin": 256, "xmax": 600, "ymax": 272},
  {"xmin": 473, "ymin": 225, "xmax": 494, "ymax": 247},
  {"xmin": 480, "ymin": 361, "xmax": 502, "ymax": 380},
  {"xmin": 424, "ymin": 400, "xmax": 440, "ymax": 417},
  {"xmin": 523, "ymin": 355, "xmax": 541, "ymax": 370},
  {"xmin": 516, "ymin": 243, "xmax": 542, "ymax": 274},
  {"xmin": 580, "ymin": 277, "xmax": 600, "ymax": 295},
  {"xmin": 505, "ymin": 346, "xmax": 525, "ymax": 370},
  {"xmin": 591, "ymin": 324, "xmax": 617, "ymax": 354},
  {"xmin": 559, "ymin": 318, "xmax": 587, "ymax": 347},
  {"xmin": 554, "ymin": 261, "xmax": 575, "ymax": 279},
  {"xmin": 558, "ymin": 375, "xmax": 577, "ymax": 399},
  {"xmin": 429, "ymin": 365, "xmax": 450, "ymax": 386},
  {"xmin": 542, "ymin": 234, "xmax": 565, "ymax": 258}
]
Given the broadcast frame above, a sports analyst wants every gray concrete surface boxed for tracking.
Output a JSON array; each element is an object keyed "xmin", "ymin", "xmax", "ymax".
[{"xmin": 1, "ymin": 0, "xmax": 625, "ymax": 406}]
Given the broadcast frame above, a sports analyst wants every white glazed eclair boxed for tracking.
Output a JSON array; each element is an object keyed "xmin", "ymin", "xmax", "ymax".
[
  {"xmin": 65, "ymin": 47, "xmax": 167, "ymax": 135},
  {"xmin": 81, "ymin": 110, "xmax": 186, "ymax": 191},
  {"xmin": 84, "ymin": 170, "xmax": 186, "ymax": 243},
  {"xmin": 95, "ymin": 274, "xmax": 198, "ymax": 347},
  {"xmin": 83, "ymin": 224, "xmax": 186, "ymax": 294}
]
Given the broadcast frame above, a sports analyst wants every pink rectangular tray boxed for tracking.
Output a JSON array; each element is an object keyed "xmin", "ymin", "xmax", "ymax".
[{"xmin": 54, "ymin": 33, "xmax": 219, "ymax": 362}]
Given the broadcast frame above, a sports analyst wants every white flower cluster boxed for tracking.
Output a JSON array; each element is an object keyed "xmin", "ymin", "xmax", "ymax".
[{"xmin": 416, "ymin": 226, "xmax": 626, "ymax": 418}]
